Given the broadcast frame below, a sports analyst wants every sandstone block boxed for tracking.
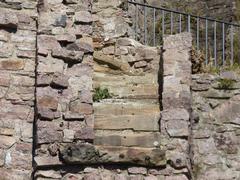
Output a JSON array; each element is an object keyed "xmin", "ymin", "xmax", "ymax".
[
  {"xmin": 75, "ymin": 11, "xmax": 93, "ymax": 23},
  {"xmin": 66, "ymin": 37, "xmax": 93, "ymax": 53},
  {"xmin": 70, "ymin": 100, "xmax": 93, "ymax": 115},
  {"xmin": 0, "ymin": 135, "xmax": 16, "ymax": 149},
  {"xmin": 52, "ymin": 48, "xmax": 84, "ymax": 63},
  {"xmin": 63, "ymin": 129, "xmax": 75, "ymax": 142},
  {"xmin": 0, "ymin": 9, "xmax": 18, "ymax": 28},
  {"xmin": 38, "ymin": 96, "xmax": 58, "ymax": 111},
  {"xmin": 128, "ymin": 167, "xmax": 147, "ymax": 175},
  {"xmin": 165, "ymin": 120, "xmax": 189, "ymax": 137},
  {"xmin": 51, "ymin": 72, "xmax": 69, "ymax": 89},
  {"xmin": 75, "ymin": 126, "xmax": 94, "ymax": 140},
  {"xmin": 60, "ymin": 143, "xmax": 166, "ymax": 167},
  {"xmin": 0, "ymin": 60, "xmax": 25, "ymax": 71}
]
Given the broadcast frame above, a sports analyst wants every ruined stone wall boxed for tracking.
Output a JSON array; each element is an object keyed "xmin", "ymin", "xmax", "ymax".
[
  {"xmin": 192, "ymin": 72, "xmax": 240, "ymax": 179},
  {"xmin": 0, "ymin": 1, "xmax": 37, "ymax": 179},
  {"xmin": 1, "ymin": 0, "xmax": 240, "ymax": 179},
  {"xmin": 35, "ymin": 0, "xmax": 94, "ymax": 167}
]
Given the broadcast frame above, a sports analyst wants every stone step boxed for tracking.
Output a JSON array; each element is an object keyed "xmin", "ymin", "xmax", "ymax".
[
  {"xmin": 94, "ymin": 83, "xmax": 159, "ymax": 99},
  {"xmin": 94, "ymin": 72, "xmax": 159, "ymax": 85},
  {"xmin": 94, "ymin": 132, "xmax": 161, "ymax": 147},
  {"xmin": 94, "ymin": 101, "xmax": 160, "ymax": 116},
  {"xmin": 94, "ymin": 114, "xmax": 160, "ymax": 131}
]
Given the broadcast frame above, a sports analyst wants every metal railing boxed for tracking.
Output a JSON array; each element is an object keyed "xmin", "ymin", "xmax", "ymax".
[{"xmin": 128, "ymin": 0, "xmax": 240, "ymax": 66}]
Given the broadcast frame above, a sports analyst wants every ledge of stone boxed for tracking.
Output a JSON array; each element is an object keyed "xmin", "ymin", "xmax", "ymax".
[{"xmin": 57, "ymin": 143, "xmax": 166, "ymax": 167}]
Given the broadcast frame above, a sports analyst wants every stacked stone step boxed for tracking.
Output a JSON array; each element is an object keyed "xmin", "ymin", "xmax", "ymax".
[{"xmin": 93, "ymin": 37, "xmax": 162, "ymax": 149}]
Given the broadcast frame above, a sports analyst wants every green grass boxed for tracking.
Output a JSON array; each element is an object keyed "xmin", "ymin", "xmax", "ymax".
[{"xmin": 217, "ymin": 78, "xmax": 236, "ymax": 89}]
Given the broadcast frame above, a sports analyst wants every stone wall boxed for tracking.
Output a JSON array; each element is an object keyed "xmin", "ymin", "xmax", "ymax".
[
  {"xmin": 0, "ymin": 1, "xmax": 37, "ymax": 179},
  {"xmin": 192, "ymin": 72, "xmax": 240, "ymax": 179},
  {"xmin": 35, "ymin": 0, "xmax": 94, "ymax": 167},
  {"xmin": 0, "ymin": 0, "xmax": 240, "ymax": 179}
]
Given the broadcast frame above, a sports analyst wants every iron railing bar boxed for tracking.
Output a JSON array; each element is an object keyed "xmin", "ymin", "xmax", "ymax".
[
  {"xmin": 222, "ymin": 23, "xmax": 225, "ymax": 65},
  {"xmin": 188, "ymin": 15, "xmax": 191, "ymax": 33},
  {"xmin": 197, "ymin": 17, "xmax": 199, "ymax": 50},
  {"xmin": 153, "ymin": 8, "xmax": 156, "ymax": 46},
  {"xmin": 179, "ymin": 14, "xmax": 182, "ymax": 33},
  {"xmin": 170, "ymin": 12, "xmax": 173, "ymax": 35},
  {"xmin": 128, "ymin": 1, "xmax": 240, "ymax": 27},
  {"xmin": 162, "ymin": 10, "xmax": 165, "ymax": 38},
  {"xmin": 230, "ymin": 25, "xmax": 234, "ymax": 65},
  {"xmin": 205, "ymin": 19, "xmax": 208, "ymax": 65},
  {"xmin": 144, "ymin": 5, "xmax": 147, "ymax": 45},
  {"xmin": 214, "ymin": 21, "xmax": 217, "ymax": 67},
  {"xmin": 135, "ymin": 4, "xmax": 138, "ymax": 40}
]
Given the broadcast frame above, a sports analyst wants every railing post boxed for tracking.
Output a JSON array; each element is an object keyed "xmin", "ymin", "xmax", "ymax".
[
  {"xmin": 231, "ymin": 25, "xmax": 234, "ymax": 65},
  {"xmin": 162, "ymin": 10, "xmax": 165, "ymax": 39},
  {"xmin": 214, "ymin": 21, "xmax": 217, "ymax": 67},
  {"xmin": 197, "ymin": 17, "xmax": 199, "ymax": 51},
  {"xmin": 179, "ymin": 14, "xmax": 182, "ymax": 33},
  {"xmin": 188, "ymin": 14, "xmax": 191, "ymax": 33},
  {"xmin": 144, "ymin": 5, "xmax": 147, "ymax": 45},
  {"xmin": 222, "ymin": 23, "xmax": 225, "ymax": 65},
  {"xmin": 153, "ymin": 8, "xmax": 156, "ymax": 46},
  {"xmin": 205, "ymin": 19, "xmax": 208, "ymax": 65},
  {"xmin": 135, "ymin": 4, "xmax": 138, "ymax": 40},
  {"xmin": 171, "ymin": 12, "xmax": 173, "ymax": 35}
]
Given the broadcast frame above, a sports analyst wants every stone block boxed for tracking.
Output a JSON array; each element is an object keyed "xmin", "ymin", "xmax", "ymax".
[
  {"xmin": 51, "ymin": 72, "xmax": 69, "ymax": 89},
  {"xmin": 60, "ymin": 143, "xmax": 166, "ymax": 167},
  {"xmin": 0, "ymin": 60, "xmax": 25, "ymax": 71},
  {"xmin": 37, "ymin": 96, "xmax": 58, "ymax": 111},
  {"xmin": 0, "ymin": 9, "xmax": 18, "ymax": 28},
  {"xmin": 75, "ymin": 11, "xmax": 93, "ymax": 23},
  {"xmin": 94, "ymin": 114, "xmax": 160, "ymax": 131},
  {"xmin": 67, "ymin": 37, "xmax": 93, "ymax": 53},
  {"xmin": 0, "ymin": 135, "xmax": 16, "ymax": 149},
  {"xmin": 128, "ymin": 167, "xmax": 147, "ymax": 175},
  {"xmin": 70, "ymin": 100, "xmax": 93, "ymax": 115},
  {"xmin": 52, "ymin": 48, "xmax": 84, "ymax": 63}
]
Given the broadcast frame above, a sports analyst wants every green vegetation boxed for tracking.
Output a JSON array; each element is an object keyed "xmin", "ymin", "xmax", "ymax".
[
  {"xmin": 201, "ymin": 63, "xmax": 240, "ymax": 75},
  {"xmin": 217, "ymin": 78, "xmax": 236, "ymax": 89},
  {"xmin": 93, "ymin": 87, "xmax": 112, "ymax": 102}
]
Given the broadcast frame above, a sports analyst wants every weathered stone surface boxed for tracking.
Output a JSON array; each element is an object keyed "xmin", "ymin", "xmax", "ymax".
[
  {"xmin": 0, "ymin": 60, "xmax": 25, "ymax": 70},
  {"xmin": 0, "ymin": 9, "xmax": 18, "ymax": 28},
  {"xmin": 128, "ymin": 167, "xmax": 147, "ymax": 175},
  {"xmin": 95, "ymin": 133, "xmax": 161, "ymax": 147},
  {"xmin": 67, "ymin": 37, "xmax": 93, "ymax": 53},
  {"xmin": 51, "ymin": 72, "xmax": 69, "ymax": 89},
  {"xmin": 60, "ymin": 143, "xmax": 166, "ymax": 166},
  {"xmin": 52, "ymin": 48, "xmax": 84, "ymax": 63},
  {"xmin": 75, "ymin": 11, "xmax": 93, "ymax": 23},
  {"xmin": 94, "ymin": 114, "xmax": 159, "ymax": 131},
  {"xmin": 70, "ymin": 100, "xmax": 93, "ymax": 115},
  {"xmin": 63, "ymin": 112, "xmax": 85, "ymax": 121},
  {"xmin": 37, "ymin": 96, "xmax": 58, "ymax": 110},
  {"xmin": 0, "ymin": 135, "xmax": 16, "ymax": 149}
]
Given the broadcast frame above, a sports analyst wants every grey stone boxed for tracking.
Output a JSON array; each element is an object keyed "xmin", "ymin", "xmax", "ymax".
[
  {"xmin": 51, "ymin": 73, "xmax": 69, "ymax": 89},
  {"xmin": 0, "ymin": 9, "xmax": 18, "ymax": 28},
  {"xmin": 54, "ymin": 15, "xmax": 67, "ymax": 27},
  {"xmin": 75, "ymin": 11, "xmax": 93, "ymax": 23}
]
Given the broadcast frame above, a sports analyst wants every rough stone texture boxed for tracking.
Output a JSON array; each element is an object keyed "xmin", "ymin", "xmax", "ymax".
[
  {"xmin": 0, "ymin": 0, "xmax": 37, "ymax": 179},
  {"xmin": 192, "ymin": 73, "xmax": 240, "ymax": 179},
  {"xmin": 161, "ymin": 33, "xmax": 192, "ymax": 177},
  {"xmin": 2, "ymin": 0, "xmax": 239, "ymax": 179},
  {"xmin": 35, "ymin": 0, "xmax": 94, "ymax": 168}
]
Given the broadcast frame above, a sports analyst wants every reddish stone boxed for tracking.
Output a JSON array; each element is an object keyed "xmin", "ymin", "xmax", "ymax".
[
  {"xmin": 0, "ymin": 60, "xmax": 25, "ymax": 71},
  {"xmin": 38, "ymin": 96, "xmax": 58, "ymax": 110},
  {"xmin": 70, "ymin": 101, "xmax": 93, "ymax": 115}
]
